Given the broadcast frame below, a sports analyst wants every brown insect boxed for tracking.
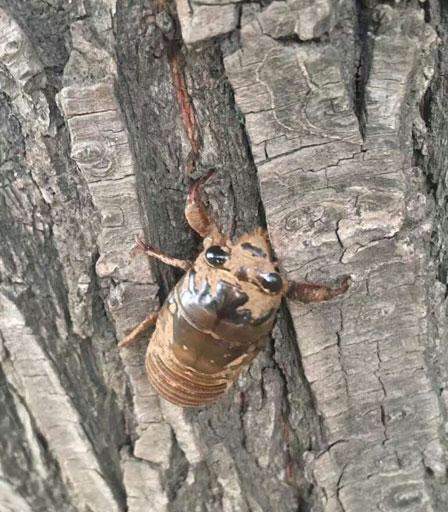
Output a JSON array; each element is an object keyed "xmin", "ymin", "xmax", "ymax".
[{"xmin": 119, "ymin": 172, "xmax": 349, "ymax": 407}]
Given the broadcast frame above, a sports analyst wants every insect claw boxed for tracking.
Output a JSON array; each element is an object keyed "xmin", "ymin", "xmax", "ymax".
[
  {"xmin": 341, "ymin": 276, "xmax": 352, "ymax": 288},
  {"xmin": 186, "ymin": 170, "xmax": 222, "ymax": 239},
  {"xmin": 135, "ymin": 237, "xmax": 147, "ymax": 251},
  {"xmin": 130, "ymin": 236, "xmax": 147, "ymax": 258},
  {"xmin": 187, "ymin": 169, "xmax": 216, "ymax": 206},
  {"xmin": 339, "ymin": 275, "xmax": 351, "ymax": 292},
  {"xmin": 287, "ymin": 275, "xmax": 351, "ymax": 303}
]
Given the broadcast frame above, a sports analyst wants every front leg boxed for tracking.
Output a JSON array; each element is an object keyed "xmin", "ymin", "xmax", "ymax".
[
  {"xmin": 133, "ymin": 238, "xmax": 192, "ymax": 271},
  {"xmin": 287, "ymin": 276, "xmax": 350, "ymax": 303},
  {"xmin": 185, "ymin": 170, "xmax": 224, "ymax": 242}
]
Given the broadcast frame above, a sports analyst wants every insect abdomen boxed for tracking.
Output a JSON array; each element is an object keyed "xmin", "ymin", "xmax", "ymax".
[
  {"xmin": 145, "ymin": 271, "xmax": 270, "ymax": 407},
  {"xmin": 146, "ymin": 347, "xmax": 231, "ymax": 407},
  {"xmin": 145, "ymin": 301, "xmax": 251, "ymax": 407}
]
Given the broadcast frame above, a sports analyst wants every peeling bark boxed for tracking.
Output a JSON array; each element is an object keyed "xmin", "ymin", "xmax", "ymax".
[{"xmin": 1, "ymin": 1, "xmax": 447, "ymax": 511}]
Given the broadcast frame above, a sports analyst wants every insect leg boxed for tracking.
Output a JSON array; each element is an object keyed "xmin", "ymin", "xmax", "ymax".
[
  {"xmin": 287, "ymin": 276, "xmax": 350, "ymax": 303},
  {"xmin": 185, "ymin": 170, "xmax": 223, "ymax": 241},
  {"xmin": 118, "ymin": 311, "xmax": 159, "ymax": 348},
  {"xmin": 133, "ymin": 238, "xmax": 192, "ymax": 271}
]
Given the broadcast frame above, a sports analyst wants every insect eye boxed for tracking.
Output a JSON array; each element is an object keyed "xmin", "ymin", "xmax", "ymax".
[
  {"xmin": 205, "ymin": 246, "xmax": 229, "ymax": 267},
  {"xmin": 259, "ymin": 272, "xmax": 283, "ymax": 293}
]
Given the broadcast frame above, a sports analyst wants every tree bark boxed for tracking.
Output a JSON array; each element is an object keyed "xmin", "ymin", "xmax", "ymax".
[{"xmin": 0, "ymin": 1, "xmax": 447, "ymax": 511}]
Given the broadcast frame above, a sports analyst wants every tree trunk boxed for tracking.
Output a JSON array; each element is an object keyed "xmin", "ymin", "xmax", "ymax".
[{"xmin": 1, "ymin": 0, "xmax": 447, "ymax": 511}]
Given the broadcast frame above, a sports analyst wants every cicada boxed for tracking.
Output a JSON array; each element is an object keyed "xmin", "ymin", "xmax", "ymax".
[{"xmin": 119, "ymin": 172, "xmax": 349, "ymax": 407}]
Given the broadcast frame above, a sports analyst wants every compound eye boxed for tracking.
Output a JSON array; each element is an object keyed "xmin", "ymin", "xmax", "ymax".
[
  {"xmin": 259, "ymin": 272, "xmax": 283, "ymax": 293},
  {"xmin": 205, "ymin": 246, "xmax": 229, "ymax": 267}
]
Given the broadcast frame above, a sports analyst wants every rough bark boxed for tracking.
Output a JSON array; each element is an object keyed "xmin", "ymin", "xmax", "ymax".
[{"xmin": 0, "ymin": 1, "xmax": 447, "ymax": 511}]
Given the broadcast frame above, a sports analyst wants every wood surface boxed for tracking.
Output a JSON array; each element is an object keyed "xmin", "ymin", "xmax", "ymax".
[{"xmin": 0, "ymin": 1, "xmax": 447, "ymax": 511}]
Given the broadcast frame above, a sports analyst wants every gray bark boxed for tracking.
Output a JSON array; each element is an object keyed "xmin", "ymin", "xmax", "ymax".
[{"xmin": 0, "ymin": 1, "xmax": 447, "ymax": 511}]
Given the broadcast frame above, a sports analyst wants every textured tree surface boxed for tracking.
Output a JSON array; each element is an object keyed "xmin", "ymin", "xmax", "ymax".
[{"xmin": 1, "ymin": 1, "xmax": 448, "ymax": 511}]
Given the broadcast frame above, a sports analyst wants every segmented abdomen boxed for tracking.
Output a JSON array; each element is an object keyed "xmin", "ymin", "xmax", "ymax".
[{"xmin": 146, "ymin": 346, "xmax": 231, "ymax": 407}]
